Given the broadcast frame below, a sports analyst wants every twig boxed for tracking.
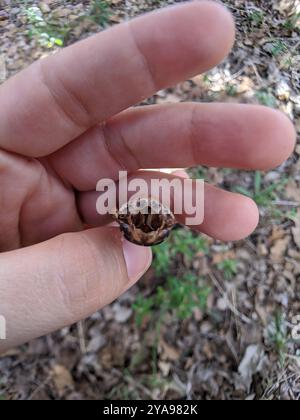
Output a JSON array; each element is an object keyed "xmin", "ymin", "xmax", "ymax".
[
  {"xmin": 28, "ymin": 374, "xmax": 52, "ymax": 400},
  {"xmin": 273, "ymin": 200, "xmax": 300, "ymax": 207},
  {"xmin": 209, "ymin": 272, "xmax": 252, "ymax": 325},
  {"xmin": 123, "ymin": 374, "xmax": 154, "ymax": 399},
  {"xmin": 77, "ymin": 321, "xmax": 87, "ymax": 355}
]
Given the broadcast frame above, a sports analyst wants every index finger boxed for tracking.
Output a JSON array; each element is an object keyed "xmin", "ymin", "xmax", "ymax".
[{"xmin": 0, "ymin": 1, "xmax": 235, "ymax": 157}]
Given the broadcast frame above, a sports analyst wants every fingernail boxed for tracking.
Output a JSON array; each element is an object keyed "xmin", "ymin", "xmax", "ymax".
[
  {"xmin": 172, "ymin": 169, "xmax": 190, "ymax": 179},
  {"xmin": 123, "ymin": 240, "xmax": 152, "ymax": 282}
]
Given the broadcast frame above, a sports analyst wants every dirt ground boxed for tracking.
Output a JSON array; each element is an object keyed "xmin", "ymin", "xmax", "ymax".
[{"xmin": 0, "ymin": 0, "xmax": 299, "ymax": 400}]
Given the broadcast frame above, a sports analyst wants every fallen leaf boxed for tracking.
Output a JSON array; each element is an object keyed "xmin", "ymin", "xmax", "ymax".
[
  {"xmin": 87, "ymin": 334, "xmax": 107, "ymax": 353},
  {"xmin": 38, "ymin": 2, "xmax": 51, "ymax": 13},
  {"xmin": 238, "ymin": 345, "xmax": 267, "ymax": 392},
  {"xmin": 112, "ymin": 303, "xmax": 133, "ymax": 323},
  {"xmin": 285, "ymin": 179, "xmax": 300, "ymax": 202},
  {"xmin": 270, "ymin": 237, "xmax": 289, "ymax": 262},
  {"xmin": 270, "ymin": 226, "xmax": 286, "ymax": 242},
  {"xmin": 52, "ymin": 365, "xmax": 74, "ymax": 396},
  {"xmin": 212, "ymin": 250, "xmax": 236, "ymax": 264},
  {"xmin": 100, "ymin": 344, "xmax": 125, "ymax": 369},
  {"xmin": 156, "ymin": 93, "xmax": 181, "ymax": 104},
  {"xmin": 158, "ymin": 361, "xmax": 171, "ymax": 377},
  {"xmin": 160, "ymin": 338, "xmax": 180, "ymax": 362},
  {"xmin": 217, "ymin": 297, "xmax": 228, "ymax": 311}
]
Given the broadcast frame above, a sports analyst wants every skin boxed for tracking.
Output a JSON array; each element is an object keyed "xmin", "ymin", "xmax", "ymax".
[{"xmin": 0, "ymin": 1, "xmax": 296, "ymax": 352}]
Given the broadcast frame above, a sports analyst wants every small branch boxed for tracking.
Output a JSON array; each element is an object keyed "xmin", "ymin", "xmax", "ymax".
[
  {"xmin": 77, "ymin": 321, "xmax": 87, "ymax": 355},
  {"xmin": 209, "ymin": 272, "xmax": 252, "ymax": 325}
]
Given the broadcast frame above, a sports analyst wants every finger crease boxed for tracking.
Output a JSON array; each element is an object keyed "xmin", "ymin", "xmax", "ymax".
[
  {"xmin": 127, "ymin": 22, "xmax": 158, "ymax": 93},
  {"xmin": 189, "ymin": 105, "xmax": 200, "ymax": 166},
  {"xmin": 116, "ymin": 128, "xmax": 142, "ymax": 171},
  {"xmin": 38, "ymin": 60, "xmax": 90, "ymax": 132},
  {"xmin": 101, "ymin": 124, "xmax": 127, "ymax": 172}
]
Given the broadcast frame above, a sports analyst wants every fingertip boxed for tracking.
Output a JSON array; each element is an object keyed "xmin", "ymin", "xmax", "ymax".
[
  {"xmin": 250, "ymin": 106, "xmax": 296, "ymax": 170},
  {"xmin": 206, "ymin": 192, "xmax": 259, "ymax": 242},
  {"xmin": 229, "ymin": 195, "xmax": 259, "ymax": 241},
  {"xmin": 189, "ymin": 0, "xmax": 236, "ymax": 67},
  {"xmin": 172, "ymin": 169, "xmax": 190, "ymax": 178},
  {"xmin": 133, "ymin": 0, "xmax": 236, "ymax": 88},
  {"xmin": 266, "ymin": 108, "xmax": 297, "ymax": 168},
  {"xmin": 123, "ymin": 240, "xmax": 153, "ymax": 285}
]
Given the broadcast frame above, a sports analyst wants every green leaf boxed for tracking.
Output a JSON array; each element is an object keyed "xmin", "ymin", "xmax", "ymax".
[
  {"xmin": 254, "ymin": 171, "xmax": 262, "ymax": 195},
  {"xmin": 54, "ymin": 38, "xmax": 64, "ymax": 46}
]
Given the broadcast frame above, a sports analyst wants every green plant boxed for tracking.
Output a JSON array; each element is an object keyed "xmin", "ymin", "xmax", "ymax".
[
  {"xmin": 153, "ymin": 228, "xmax": 208, "ymax": 276},
  {"xmin": 255, "ymin": 90, "xmax": 277, "ymax": 108},
  {"xmin": 133, "ymin": 228, "xmax": 210, "ymax": 375},
  {"xmin": 248, "ymin": 9, "xmax": 265, "ymax": 27},
  {"xmin": 234, "ymin": 171, "xmax": 288, "ymax": 209},
  {"xmin": 187, "ymin": 166, "xmax": 208, "ymax": 180},
  {"xmin": 281, "ymin": 55, "xmax": 293, "ymax": 69},
  {"xmin": 88, "ymin": 0, "xmax": 111, "ymax": 26},
  {"xmin": 133, "ymin": 270, "xmax": 210, "ymax": 375},
  {"xmin": 286, "ymin": 207, "xmax": 298, "ymax": 221},
  {"xmin": 134, "ymin": 229, "xmax": 209, "ymax": 325},
  {"xmin": 267, "ymin": 311, "xmax": 288, "ymax": 366},
  {"xmin": 133, "ymin": 295, "xmax": 155, "ymax": 327},
  {"xmin": 269, "ymin": 40, "xmax": 288, "ymax": 57},
  {"xmin": 24, "ymin": 6, "xmax": 66, "ymax": 48},
  {"xmin": 148, "ymin": 0, "xmax": 164, "ymax": 5},
  {"xmin": 283, "ymin": 12, "xmax": 300, "ymax": 32},
  {"xmin": 225, "ymin": 83, "xmax": 238, "ymax": 97},
  {"xmin": 163, "ymin": 274, "xmax": 210, "ymax": 318},
  {"xmin": 133, "ymin": 273, "xmax": 210, "ymax": 326},
  {"xmin": 217, "ymin": 258, "xmax": 238, "ymax": 280}
]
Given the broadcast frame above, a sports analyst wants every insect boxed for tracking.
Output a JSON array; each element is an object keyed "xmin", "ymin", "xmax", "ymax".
[{"xmin": 112, "ymin": 197, "xmax": 178, "ymax": 246}]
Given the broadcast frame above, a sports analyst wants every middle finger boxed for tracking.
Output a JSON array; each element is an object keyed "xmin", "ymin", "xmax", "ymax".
[{"xmin": 49, "ymin": 103, "xmax": 296, "ymax": 191}]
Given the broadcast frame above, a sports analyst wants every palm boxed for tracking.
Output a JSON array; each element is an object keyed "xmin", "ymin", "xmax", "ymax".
[{"xmin": 0, "ymin": 151, "xmax": 77, "ymax": 250}]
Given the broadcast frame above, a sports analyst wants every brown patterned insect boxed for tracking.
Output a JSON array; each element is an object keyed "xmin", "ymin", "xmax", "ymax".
[{"xmin": 113, "ymin": 198, "xmax": 178, "ymax": 246}]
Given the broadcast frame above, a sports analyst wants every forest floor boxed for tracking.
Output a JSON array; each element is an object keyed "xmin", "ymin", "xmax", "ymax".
[{"xmin": 0, "ymin": 0, "xmax": 299, "ymax": 400}]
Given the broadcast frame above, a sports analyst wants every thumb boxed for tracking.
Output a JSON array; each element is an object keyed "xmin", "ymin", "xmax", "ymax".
[{"xmin": 0, "ymin": 227, "xmax": 152, "ymax": 351}]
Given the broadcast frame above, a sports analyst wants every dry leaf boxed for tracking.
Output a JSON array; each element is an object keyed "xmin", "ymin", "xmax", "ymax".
[
  {"xmin": 212, "ymin": 250, "xmax": 236, "ymax": 264},
  {"xmin": 285, "ymin": 179, "xmax": 300, "ymax": 202},
  {"xmin": 160, "ymin": 338, "xmax": 180, "ymax": 362},
  {"xmin": 270, "ymin": 237, "xmax": 289, "ymax": 262},
  {"xmin": 158, "ymin": 361, "xmax": 171, "ymax": 377},
  {"xmin": 270, "ymin": 226, "xmax": 286, "ymax": 242},
  {"xmin": 238, "ymin": 345, "xmax": 267, "ymax": 392},
  {"xmin": 52, "ymin": 365, "xmax": 74, "ymax": 395},
  {"xmin": 156, "ymin": 93, "xmax": 181, "ymax": 104},
  {"xmin": 112, "ymin": 303, "xmax": 133, "ymax": 323},
  {"xmin": 38, "ymin": 2, "xmax": 51, "ymax": 13},
  {"xmin": 87, "ymin": 334, "xmax": 106, "ymax": 353}
]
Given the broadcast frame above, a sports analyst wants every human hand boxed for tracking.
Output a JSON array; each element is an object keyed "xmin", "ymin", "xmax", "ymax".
[{"xmin": 0, "ymin": 1, "xmax": 295, "ymax": 351}]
